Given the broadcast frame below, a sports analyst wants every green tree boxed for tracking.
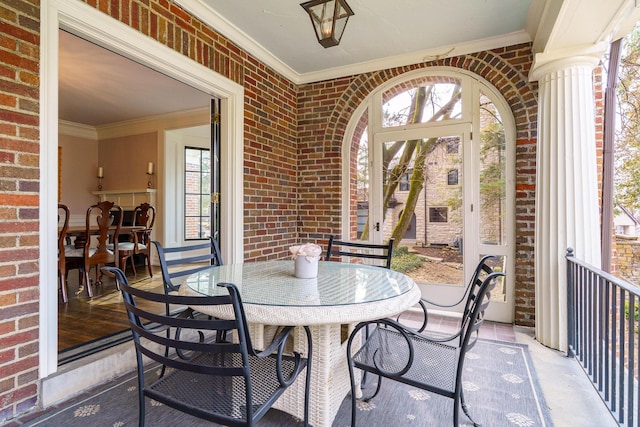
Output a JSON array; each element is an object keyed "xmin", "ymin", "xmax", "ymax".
[{"xmin": 360, "ymin": 83, "xmax": 462, "ymax": 245}]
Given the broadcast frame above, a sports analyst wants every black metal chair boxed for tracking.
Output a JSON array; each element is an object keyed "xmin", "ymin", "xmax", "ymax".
[
  {"xmin": 153, "ymin": 237, "xmax": 223, "ymax": 300},
  {"xmin": 153, "ymin": 237, "xmax": 226, "ymax": 364},
  {"xmin": 346, "ymin": 267, "xmax": 505, "ymax": 427},
  {"xmin": 105, "ymin": 266, "xmax": 312, "ymax": 427},
  {"xmin": 325, "ymin": 235, "xmax": 394, "ymax": 268}
]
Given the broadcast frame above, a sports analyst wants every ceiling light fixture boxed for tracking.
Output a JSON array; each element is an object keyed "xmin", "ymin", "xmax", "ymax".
[{"xmin": 300, "ymin": 0, "xmax": 354, "ymax": 48}]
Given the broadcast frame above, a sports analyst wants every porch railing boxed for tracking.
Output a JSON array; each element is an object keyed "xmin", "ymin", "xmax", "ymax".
[{"xmin": 567, "ymin": 248, "xmax": 639, "ymax": 426}]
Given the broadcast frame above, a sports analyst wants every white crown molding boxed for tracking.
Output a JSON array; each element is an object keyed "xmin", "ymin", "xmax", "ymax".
[
  {"xmin": 96, "ymin": 107, "xmax": 210, "ymax": 140},
  {"xmin": 297, "ymin": 31, "xmax": 533, "ymax": 84},
  {"xmin": 176, "ymin": 0, "xmax": 532, "ymax": 85},
  {"xmin": 58, "ymin": 120, "xmax": 98, "ymax": 139}
]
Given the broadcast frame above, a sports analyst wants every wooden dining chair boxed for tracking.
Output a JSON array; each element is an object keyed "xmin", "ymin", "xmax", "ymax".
[
  {"xmin": 325, "ymin": 235, "xmax": 394, "ymax": 268},
  {"xmin": 57, "ymin": 203, "xmax": 70, "ymax": 303},
  {"xmin": 116, "ymin": 203, "xmax": 155, "ymax": 278},
  {"xmin": 65, "ymin": 201, "xmax": 123, "ymax": 298}
]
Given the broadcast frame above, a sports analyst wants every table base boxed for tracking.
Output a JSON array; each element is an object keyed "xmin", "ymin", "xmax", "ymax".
[{"xmin": 250, "ymin": 322, "xmax": 361, "ymax": 427}]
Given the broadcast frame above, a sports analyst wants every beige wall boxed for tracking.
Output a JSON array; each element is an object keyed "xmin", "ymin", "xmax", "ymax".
[
  {"xmin": 98, "ymin": 132, "xmax": 158, "ymax": 191},
  {"xmin": 58, "ymin": 134, "xmax": 99, "ymax": 216}
]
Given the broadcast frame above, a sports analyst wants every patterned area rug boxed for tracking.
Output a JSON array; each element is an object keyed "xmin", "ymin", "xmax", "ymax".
[{"xmin": 20, "ymin": 339, "xmax": 552, "ymax": 426}]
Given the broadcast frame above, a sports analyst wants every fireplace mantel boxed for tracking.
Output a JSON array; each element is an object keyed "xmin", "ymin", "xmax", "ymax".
[{"xmin": 91, "ymin": 188, "xmax": 157, "ymax": 210}]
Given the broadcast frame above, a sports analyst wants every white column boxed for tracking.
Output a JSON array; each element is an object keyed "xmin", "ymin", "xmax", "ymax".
[{"xmin": 530, "ymin": 48, "xmax": 604, "ymax": 351}]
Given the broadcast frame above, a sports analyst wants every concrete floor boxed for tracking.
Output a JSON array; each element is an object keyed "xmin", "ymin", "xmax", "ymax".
[
  {"xmin": 424, "ymin": 313, "xmax": 618, "ymax": 426},
  {"xmin": 515, "ymin": 326, "xmax": 618, "ymax": 427}
]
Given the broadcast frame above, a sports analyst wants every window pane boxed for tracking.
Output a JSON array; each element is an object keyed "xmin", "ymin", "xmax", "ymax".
[
  {"xmin": 351, "ymin": 108, "xmax": 369, "ymax": 241},
  {"xmin": 382, "ymin": 77, "xmax": 462, "ymax": 128},
  {"xmin": 184, "ymin": 147, "xmax": 210, "ymax": 240},
  {"xmin": 478, "ymin": 91, "xmax": 506, "ymax": 245}
]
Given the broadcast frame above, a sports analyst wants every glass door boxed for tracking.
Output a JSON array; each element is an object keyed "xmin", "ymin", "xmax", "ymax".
[
  {"xmin": 210, "ymin": 99, "xmax": 221, "ymax": 246},
  {"xmin": 376, "ymin": 125, "xmax": 470, "ymax": 291}
]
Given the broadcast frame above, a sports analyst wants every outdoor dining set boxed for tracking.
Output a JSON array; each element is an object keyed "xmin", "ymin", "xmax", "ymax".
[{"xmin": 95, "ymin": 233, "xmax": 504, "ymax": 427}]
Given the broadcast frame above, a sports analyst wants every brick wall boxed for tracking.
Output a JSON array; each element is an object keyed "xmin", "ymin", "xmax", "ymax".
[{"xmin": 0, "ymin": 0, "xmax": 42, "ymax": 422}]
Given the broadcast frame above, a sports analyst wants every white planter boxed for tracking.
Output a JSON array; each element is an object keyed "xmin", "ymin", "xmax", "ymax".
[{"xmin": 294, "ymin": 256, "xmax": 319, "ymax": 279}]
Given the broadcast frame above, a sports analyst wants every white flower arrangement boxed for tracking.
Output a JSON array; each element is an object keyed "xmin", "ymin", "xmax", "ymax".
[{"xmin": 289, "ymin": 243, "xmax": 322, "ymax": 262}]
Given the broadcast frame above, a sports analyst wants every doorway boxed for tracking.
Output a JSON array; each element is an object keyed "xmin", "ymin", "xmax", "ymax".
[{"xmin": 41, "ymin": 0, "xmax": 244, "ymax": 377}]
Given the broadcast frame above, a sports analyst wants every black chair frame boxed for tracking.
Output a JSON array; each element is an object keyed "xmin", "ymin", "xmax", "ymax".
[
  {"xmin": 346, "ymin": 268, "xmax": 505, "ymax": 427},
  {"xmin": 105, "ymin": 266, "xmax": 312, "ymax": 427},
  {"xmin": 325, "ymin": 235, "xmax": 394, "ymax": 268},
  {"xmin": 403, "ymin": 255, "xmax": 499, "ymax": 333},
  {"xmin": 153, "ymin": 237, "xmax": 223, "ymax": 295}
]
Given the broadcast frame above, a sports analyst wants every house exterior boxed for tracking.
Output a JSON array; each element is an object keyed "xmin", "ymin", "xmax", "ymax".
[
  {"xmin": 615, "ymin": 205, "xmax": 639, "ymax": 237},
  {"xmin": 1, "ymin": 0, "xmax": 638, "ymax": 423}
]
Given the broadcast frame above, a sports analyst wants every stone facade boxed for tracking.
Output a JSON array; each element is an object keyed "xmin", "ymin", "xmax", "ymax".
[{"xmin": 615, "ymin": 237, "xmax": 640, "ymax": 286}]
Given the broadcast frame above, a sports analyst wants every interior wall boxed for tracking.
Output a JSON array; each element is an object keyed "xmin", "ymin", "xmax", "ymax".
[
  {"xmin": 58, "ymin": 134, "xmax": 99, "ymax": 218},
  {"xmin": 98, "ymin": 132, "xmax": 157, "ymax": 191}
]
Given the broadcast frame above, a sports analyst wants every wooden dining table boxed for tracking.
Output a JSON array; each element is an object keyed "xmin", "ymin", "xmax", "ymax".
[{"xmin": 181, "ymin": 259, "xmax": 421, "ymax": 427}]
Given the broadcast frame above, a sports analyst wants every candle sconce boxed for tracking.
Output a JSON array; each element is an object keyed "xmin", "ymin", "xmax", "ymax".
[
  {"xmin": 147, "ymin": 162, "xmax": 154, "ymax": 188},
  {"xmin": 97, "ymin": 166, "xmax": 104, "ymax": 190}
]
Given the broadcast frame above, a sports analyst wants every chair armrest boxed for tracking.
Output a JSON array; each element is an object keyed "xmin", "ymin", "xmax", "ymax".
[
  {"xmin": 253, "ymin": 325, "xmax": 312, "ymax": 388},
  {"xmin": 348, "ymin": 318, "xmax": 415, "ymax": 377}
]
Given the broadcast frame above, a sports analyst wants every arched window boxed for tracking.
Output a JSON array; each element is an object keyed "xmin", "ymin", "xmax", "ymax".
[{"xmin": 342, "ymin": 68, "xmax": 515, "ymax": 322}]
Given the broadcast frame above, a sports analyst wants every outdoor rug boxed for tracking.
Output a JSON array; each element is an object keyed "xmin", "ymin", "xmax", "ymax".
[{"xmin": 15, "ymin": 339, "xmax": 553, "ymax": 426}]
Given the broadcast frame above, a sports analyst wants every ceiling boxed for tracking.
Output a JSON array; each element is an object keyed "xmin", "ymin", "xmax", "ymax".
[{"xmin": 58, "ymin": 0, "xmax": 640, "ymax": 127}]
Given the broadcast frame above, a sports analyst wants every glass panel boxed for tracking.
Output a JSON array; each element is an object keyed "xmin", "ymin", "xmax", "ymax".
[
  {"xmin": 351, "ymin": 108, "xmax": 369, "ymax": 241},
  {"xmin": 383, "ymin": 135, "xmax": 464, "ymax": 286},
  {"xmin": 184, "ymin": 147, "xmax": 210, "ymax": 240},
  {"xmin": 382, "ymin": 77, "xmax": 462, "ymax": 128},
  {"xmin": 478, "ymin": 91, "xmax": 506, "ymax": 245},
  {"xmin": 485, "ymin": 254, "xmax": 507, "ymax": 302}
]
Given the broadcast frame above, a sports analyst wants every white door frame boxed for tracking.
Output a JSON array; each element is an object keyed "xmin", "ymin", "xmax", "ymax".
[{"xmin": 40, "ymin": 0, "xmax": 244, "ymax": 377}]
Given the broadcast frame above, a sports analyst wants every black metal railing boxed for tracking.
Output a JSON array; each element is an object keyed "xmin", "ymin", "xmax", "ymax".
[{"xmin": 567, "ymin": 248, "xmax": 639, "ymax": 426}]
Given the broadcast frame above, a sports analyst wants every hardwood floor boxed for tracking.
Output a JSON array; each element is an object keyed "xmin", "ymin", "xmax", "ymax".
[{"xmin": 58, "ymin": 264, "xmax": 165, "ymax": 359}]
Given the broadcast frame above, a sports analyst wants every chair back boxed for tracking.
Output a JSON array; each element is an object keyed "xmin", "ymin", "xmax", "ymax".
[
  {"xmin": 84, "ymin": 201, "xmax": 123, "ymax": 265},
  {"xmin": 58, "ymin": 203, "xmax": 70, "ymax": 262},
  {"xmin": 458, "ymin": 270, "xmax": 504, "ymax": 352},
  {"xmin": 153, "ymin": 237, "xmax": 223, "ymax": 294},
  {"xmin": 460, "ymin": 255, "xmax": 498, "ymax": 318},
  {"xmin": 107, "ymin": 265, "xmax": 253, "ymax": 363},
  {"xmin": 133, "ymin": 203, "xmax": 155, "ymax": 229},
  {"xmin": 132, "ymin": 203, "xmax": 156, "ymax": 248},
  {"xmin": 325, "ymin": 235, "xmax": 394, "ymax": 268}
]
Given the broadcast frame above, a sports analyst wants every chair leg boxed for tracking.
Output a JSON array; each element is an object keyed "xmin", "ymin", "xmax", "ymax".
[
  {"xmin": 81, "ymin": 266, "xmax": 93, "ymax": 298},
  {"xmin": 58, "ymin": 270, "xmax": 68, "ymax": 303},
  {"xmin": 130, "ymin": 256, "xmax": 137, "ymax": 276},
  {"xmin": 459, "ymin": 388, "xmax": 480, "ymax": 427},
  {"xmin": 145, "ymin": 254, "xmax": 153, "ymax": 278}
]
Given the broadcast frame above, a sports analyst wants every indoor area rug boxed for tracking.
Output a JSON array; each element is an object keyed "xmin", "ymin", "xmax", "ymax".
[{"xmin": 15, "ymin": 339, "xmax": 553, "ymax": 426}]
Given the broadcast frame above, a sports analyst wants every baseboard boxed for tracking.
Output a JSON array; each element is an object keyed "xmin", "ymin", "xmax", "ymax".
[{"xmin": 41, "ymin": 340, "xmax": 138, "ymax": 408}]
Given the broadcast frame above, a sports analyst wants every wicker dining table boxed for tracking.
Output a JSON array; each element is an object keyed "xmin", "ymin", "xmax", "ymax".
[{"xmin": 181, "ymin": 259, "xmax": 421, "ymax": 427}]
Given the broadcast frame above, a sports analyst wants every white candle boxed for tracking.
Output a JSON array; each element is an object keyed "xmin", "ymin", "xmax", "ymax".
[
  {"xmin": 97, "ymin": 166, "xmax": 104, "ymax": 178},
  {"xmin": 147, "ymin": 162, "xmax": 154, "ymax": 175}
]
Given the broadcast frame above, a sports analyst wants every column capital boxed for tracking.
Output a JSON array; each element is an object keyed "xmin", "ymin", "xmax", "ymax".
[{"xmin": 529, "ymin": 42, "xmax": 608, "ymax": 82}]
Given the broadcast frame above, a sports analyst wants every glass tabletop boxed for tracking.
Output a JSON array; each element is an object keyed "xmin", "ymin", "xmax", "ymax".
[{"xmin": 183, "ymin": 260, "xmax": 415, "ymax": 307}]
